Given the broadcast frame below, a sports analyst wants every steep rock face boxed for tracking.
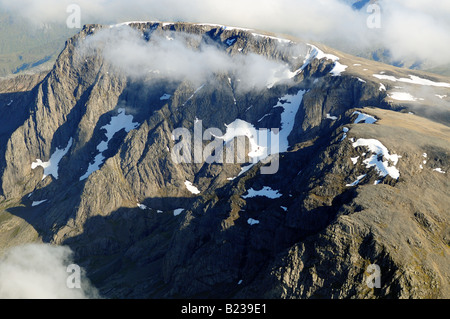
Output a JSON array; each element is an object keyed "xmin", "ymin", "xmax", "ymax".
[
  {"xmin": 0, "ymin": 22, "xmax": 448, "ymax": 299},
  {"xmin": 238, "ymin": 113, "xmax": 450, "ymax": 299}
]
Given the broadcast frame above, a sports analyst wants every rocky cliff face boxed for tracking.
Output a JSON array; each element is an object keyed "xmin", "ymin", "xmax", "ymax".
[{"xmin": 0, "ymin": 22, "xmax": 448, "ymax": 298}]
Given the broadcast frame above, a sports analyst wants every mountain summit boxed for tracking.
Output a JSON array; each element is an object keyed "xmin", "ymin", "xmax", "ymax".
[{"xmin": 0, "ymin": 22, "xmax": 448, "ymax": 298}]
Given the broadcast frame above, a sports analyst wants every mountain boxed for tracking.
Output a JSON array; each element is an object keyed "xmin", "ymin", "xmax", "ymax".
[{"xmin": 0, "ymin": 22, "xmax": 449, "ymax": 299}]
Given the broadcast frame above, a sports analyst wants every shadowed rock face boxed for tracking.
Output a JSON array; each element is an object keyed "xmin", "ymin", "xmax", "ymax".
[{"xmin": 0, "ymin": 22, "xmax": 448, "ymax": 299}]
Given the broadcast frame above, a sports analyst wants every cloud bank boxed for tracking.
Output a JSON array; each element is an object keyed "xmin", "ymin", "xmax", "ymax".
[
  {"xmin": 1, "ymin": 0, "xmax": 450, "ymax": 66},
  {"xmin": 0, "ymin": 244, "xmax": 99, "ymax": 299},
  {"xmin": 77, "ymin": 26, "xmax": 296, "ymax": 91}
]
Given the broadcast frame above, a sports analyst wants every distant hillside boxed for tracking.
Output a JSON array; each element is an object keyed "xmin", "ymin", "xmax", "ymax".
[{"xmin": 0, "ymin": 11, "xmax": 76, "ymax": 76}]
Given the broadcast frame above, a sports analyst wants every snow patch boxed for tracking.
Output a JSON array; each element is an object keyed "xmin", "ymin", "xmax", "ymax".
[
  {"xmin": 173, "ymin": 208, "xmax": 184, "ymax": 216},
  {"xmin": 352, "ymin": 111, "xmax": 377, "ymax": 124},
  {"xmin": 326, "ymin": 114, "xmax": 338, "ymax": 120},
  {"xmin": 352, "ymin": 139, "xmax": 401, "ymax": 179},
  {"xmin": 257, "ymin": 113, "xmax": 271, "ymax": 123},
  {"xmin": 110, "ymin": 21, "xmax": 151, "ymax": 28},
  {"xmin": 137, "ymin": 203, "xmax": 148, "ymax": 210},
  {"xmin": 31, "ymin": 138, "xmax": 73, "ymax": 180},
  {"xmin": 433, "ymin": 168, "xmax": 446, "ymax": 174},
  {"xmin": 346, "ymin": 174, "xmax": 366, "ymax": 187},
  {"xmin": 32, "ymin": 200, "xmax": 48, "ymax": 207},
  {"xmin": 293, "ymin": 44, "xmax": 339, "ymax": 76},
  {"xmin": 237, "ymin": 163, "xmax": 255, "ymax": 178},
  {"xmin": 218, "ymin": 119, "xmax": 266, "ymax": 159},
  {"xmin": 373, "ymin": 74, "xmax": 450, "ymax": 88},
  {"xmin": 389, "ymin": 92, "xmax": 417, "ymax": 102},
  {"xmin": 224, "ymin": 90, "xmax": 305, "ymax": 179},
  {"xmin": 330, "ymin": 62, "xmax": 348, "ymax": 76},
  {"xmin": 80, "ymin": 108, "xmax": 139, "ymax": 180},
  {"xmin": 341, "ymin": 127, "xmax": 349, "ymax": 141},
  {"xmin": 273, "ymin": 90, "xmax": 306, "ymax": 152},
  {"xmin": 351, "ymin": 156, "xmax": 359, "ymax": 165},
  {"xmin": 184, "ymin": 180, "xmax": 200, "ymax": 194},
  {"xmin": 356, "ymin": 77, "xmax": 366, "ymax": 83},
  {"xmin": 225, "ymin": 38, "xmax": 237, "ymax": 46},
  {"xmin": 307, "ymin": 44, "xmax": 339, "ymax": 62},
  {"xmin": 251, "ymin": 33, "xmax": 291, "ymax": 44},
  {"xmin": 304, "ymin": 44, "xmax": 347, "ymax": 76},
  {"xmin": 182, "ymin": 84, "xmax": 205, "ymax": 106},
  {"xmin": 242, "ymin": 186, "xmax": 282, "ymax": 199},
  {"xmin": 160, "ymin": 93, "xmax": 171, "ymax": 100},
  {"xmin": 247, "ymin": 218, "xmax": 260, "ymax": 225},
  {"xmin": 195, "ymin": 23, "xmax": 252, "ymax": 32}
]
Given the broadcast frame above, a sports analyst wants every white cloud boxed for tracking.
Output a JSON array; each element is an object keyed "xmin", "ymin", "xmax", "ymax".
[
  {"xmin": 0, "ymin": 244, "xmax": 99, "ymax": 299},
  {"xmin": 380, "ymin": 1, "xmax": 450, "ymax": 65},
  {"xmin": 76, "ymin": 26, "xmax": 295, "ymax": 91},
  {"xmin": 1, "ymin": 0, "xmax": 449, "ymax": 66}
]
